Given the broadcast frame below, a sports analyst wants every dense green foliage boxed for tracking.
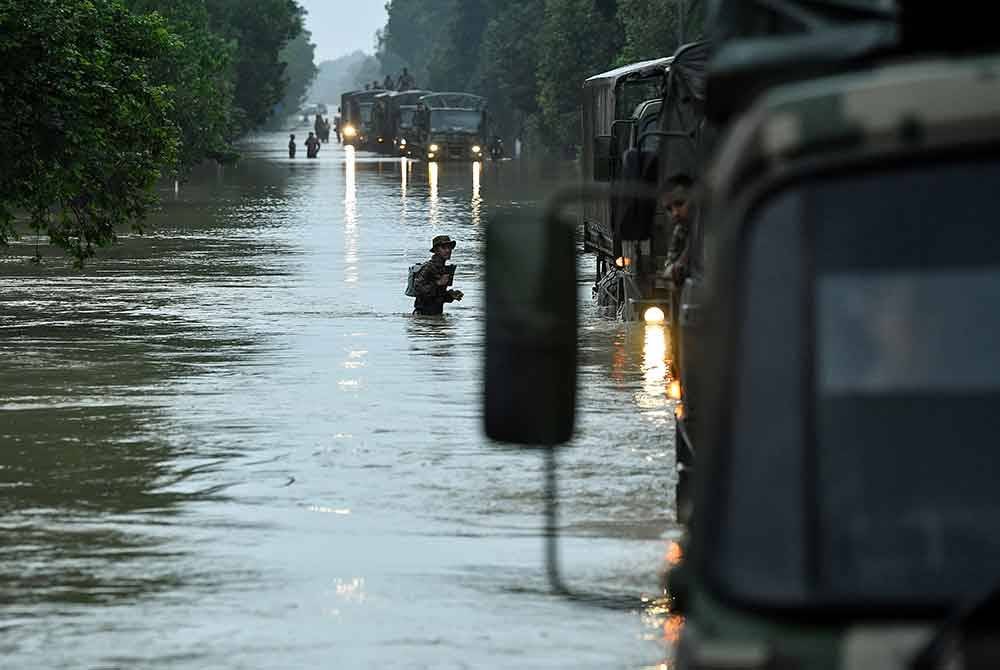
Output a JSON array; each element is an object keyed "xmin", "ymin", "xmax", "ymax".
[
  {"xmin": 205, "ymin": 0, "xmax": 303, "ymax": 133},
  {"xmin": 273, "ymin": 29, "xmax": 319, "ymax": 125},
  {"xmin": 378, "ymin": 0, "xmax": 705, "ymax": 153},
  {"xmin": 0, "ymin": 0, "xmax": 178, "ymax": 264},
  {"xmin": 0, "ymin": 0, "xmax": 307, "ymax": 263}
]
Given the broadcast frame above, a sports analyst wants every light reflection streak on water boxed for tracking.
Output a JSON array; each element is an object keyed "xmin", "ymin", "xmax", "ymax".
[
  {"xmin": 334, "ymin": 577, "xmax": 367, "ymax": 603},
  {"xmin": 344, "ymin": 147, "xmax": 359, "ymax": 284},
  {"xmin": 637, "ymin": 539, "xmax": 686, "ymax": 669},
  {"xmin": 428, "ymin": 161, "xmax": 439, "ymax": 228},
  {"xmin": 471, "ymin": 161, "xmax": 482, "ymax": 227},
  {"xmin": 637, "ymin": 324, "xmax": 670, "ymax": 413}
]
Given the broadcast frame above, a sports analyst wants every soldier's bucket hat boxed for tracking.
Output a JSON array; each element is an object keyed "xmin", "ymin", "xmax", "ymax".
[{"xmin": 431, "ymin": 235, "xmax": 457, "ymax": 252}]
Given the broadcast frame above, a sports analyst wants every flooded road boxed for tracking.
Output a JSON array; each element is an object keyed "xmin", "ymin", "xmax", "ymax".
[{"xmin": 0, "ymin": 131, "xmax": 681, "ymax": 668}]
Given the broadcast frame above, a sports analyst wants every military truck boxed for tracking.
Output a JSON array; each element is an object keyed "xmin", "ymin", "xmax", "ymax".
[
  {"xmin": 581, "ymin": 57, "xmax": 671, "ymax": 280},
  {"xmin": 340, "ymin": 89, "xmax": 385, "ymax": 148},
  {"xmin": 371, "ymin": 92, "xmax": 396, "ymax": 154},
  {"xmin": 581, "ymin": 44, "xmax": 711, "ymax": 509},
  {"xmin": 414, "ymin": 93, "xmax": 488, "ymax": 162},
  {"xmin": 485, "ymin": 0, "xmax": 1000, "ymax": 665},
  {"xmin": 372, "ymin": 90, "xmax": 431, "ymax": 157}
]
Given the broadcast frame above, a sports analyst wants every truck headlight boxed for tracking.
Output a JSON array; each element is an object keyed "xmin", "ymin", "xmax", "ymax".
[
  {"xmin": 472, "ymin": 145, "xmax": 482, "ymax": 154},
  {"xmin": 343, "ymin": 125, "xmax": 357, "ymax": 138},
  {"xmin": 644, "ymin": 306, "xmax": 666, "ymax": 324},
  {"xmin": 429, "ymin": 144, "xmax": 440, "ymax": 152},
  {"xmin": 400, "ymin": 139, "xmax": 407, "ymax": 146}
]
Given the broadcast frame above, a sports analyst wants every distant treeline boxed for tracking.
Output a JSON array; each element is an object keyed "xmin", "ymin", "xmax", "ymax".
[
  {"xmin": 0, "ymin": 0, "xmax": 317, "ymax": 264},
  {"xmin": 377, "ymin": 0, "xmax": 705, "ymax": 154}
]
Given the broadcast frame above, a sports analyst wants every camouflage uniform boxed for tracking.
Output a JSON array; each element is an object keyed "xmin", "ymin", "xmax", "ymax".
[
  {"xmin": 663, "ymin": 219, "xmax": 690, "ymax": 285},
  {"xmin": 412, "ymin": 255, "xmax": 458, "ymax": 315}
]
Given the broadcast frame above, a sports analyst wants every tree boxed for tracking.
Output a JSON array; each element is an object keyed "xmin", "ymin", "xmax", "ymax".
[
  {"xmin": 617, "ymin": 0, "xmax": 705, "ymax": 63},
  {"xmin": 205, "ymin": 0, "xmax": 304, "ymax": 133},
  {"xmin": 0, "ymin": 0, "xmax": 179, "ymax": 264},
  {"xmin": 425, "ymin": 0, "xmax": 491, "ymax": 92},
  {"xmin": 479, "ymin": 0, "xmax": 545, "ymax": 141},
  {"xmin": 272, "ymin": 28, "xmax": 319, "ymax": 124},
  {"xmin": 126, "ymin": 0, "xmax": 237, "ymax": 172},
  {"xmin": 378, "ymin": 0, "xmax": 453, "ymax": 86},
  {"xmin": 536, "ymin": 0, "xmax": 622, "ymax": 151}
]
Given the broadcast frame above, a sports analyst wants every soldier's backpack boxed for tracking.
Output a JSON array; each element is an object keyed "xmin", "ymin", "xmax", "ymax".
[{"xmin": 404, "ymin": 262, "xmax": 424, "ymax": 297}]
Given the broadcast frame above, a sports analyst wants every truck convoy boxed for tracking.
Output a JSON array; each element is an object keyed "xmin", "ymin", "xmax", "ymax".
[
  {"xmin": 340, "ymin": 89, "xmax": 488, "ymax": 162},
  {"xmin": 486, "ymin": 1, "xmax": 1000, "ymax": 667}
]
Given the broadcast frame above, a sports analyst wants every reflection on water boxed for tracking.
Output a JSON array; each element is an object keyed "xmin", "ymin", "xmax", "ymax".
[
  {"xmin": 428, "ymin": 161, "xmax": 440, "ymax": 227},
  {"xmin": 401, "ymin": 157, "xmax": 409, "ymax": 199},
  {"xmin": 636, "ymin": 539, "xmax": 687, "ymax": 669},
  {"xmin": 344, "ymin": 146, "xmax": 359, "ymax": 284},
  {"xmin": 635, "ymin": 324, "xmax": 673, "ymax": 421},
  {"xmin": 472, "ymin": 161, "xmax": 483, "ymax": 227},
  {"xmin": 0, "ymin": 134, "xmax": 680, "ymax": 669}
]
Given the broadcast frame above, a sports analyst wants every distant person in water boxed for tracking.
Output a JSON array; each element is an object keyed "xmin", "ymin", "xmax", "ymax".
[
  {"xmin": 383, "ymin": 74, "xmax": 395, "ymax": 91},
  {"xmin": 288, "ymin": 134, "xmax": 296, "ymax": 159},
  {"xmin": 305, "ymin": 132, "xmax": 320, "ymax": 159}
]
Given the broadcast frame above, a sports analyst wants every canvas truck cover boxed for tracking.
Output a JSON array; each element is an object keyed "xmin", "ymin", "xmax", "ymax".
[{"xmin": 581, "ymin": 57, "xmax": 672, "ymax": 258}]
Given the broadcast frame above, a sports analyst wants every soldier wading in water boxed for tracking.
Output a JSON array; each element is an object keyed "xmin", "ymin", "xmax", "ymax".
[{"xmin": 410, "ymin": 236, "xmax": 464, "ymax": 316}]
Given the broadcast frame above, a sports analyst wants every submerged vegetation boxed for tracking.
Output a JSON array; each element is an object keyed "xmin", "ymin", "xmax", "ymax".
[{"xmin": 0, "ymin": 0, "xmax": 314, "ymax": 264}]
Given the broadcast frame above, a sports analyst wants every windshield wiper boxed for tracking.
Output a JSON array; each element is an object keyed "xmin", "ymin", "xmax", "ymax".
[{"xmin": 910, "ymin": 584, "xmax": 1000, "ymax": 669}]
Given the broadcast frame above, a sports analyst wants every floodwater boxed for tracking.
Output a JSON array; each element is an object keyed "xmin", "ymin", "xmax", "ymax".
[{"xmin": 0, "ymin": 130, "xmax": 682, "ymax": 669}]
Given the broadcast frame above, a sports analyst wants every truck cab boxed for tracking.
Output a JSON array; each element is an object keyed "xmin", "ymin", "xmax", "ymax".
[
  {"xmin": 673, "ymin": 50, "xmax": 1000, "ymax": 668},
  {"xmin": 415, "ymin": 93, "xmax": 488, "ymax": 162}
]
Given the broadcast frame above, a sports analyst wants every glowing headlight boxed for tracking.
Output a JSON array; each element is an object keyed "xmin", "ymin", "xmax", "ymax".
[
  {"xmin": 400, "ymin": 139, "xmax": 407, "ymax": 146},
  {"xmin": 343, "ymin": 125, "xmax": 357, "ymax": 137},
  {"xmin": 429, "ymin": 144, "xmax": 440, "ymax": 152},
  {"xmin": 428, "ymin": 153, "xmax": 436, "ymax": 159},
  {"xmin": 644, "ymin": 306, "xmax": 666, "ymax": 324},
  {"xmin": 472, "ymin": 145, "xmax": 482, "ymax": 154}
]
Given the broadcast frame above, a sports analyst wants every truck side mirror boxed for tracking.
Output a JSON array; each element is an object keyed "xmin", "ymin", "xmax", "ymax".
[
  {"xmin": 485, "ymin": 205, "xmax": 577, "ymax": 447},
  {"xmin": 594, "ymin": 136, "xmax": 613, "ymax": 182}
]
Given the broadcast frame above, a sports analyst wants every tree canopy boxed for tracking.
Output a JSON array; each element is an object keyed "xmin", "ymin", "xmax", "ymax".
[
  {"xmin": 0, "ymin": 0, "xmax": 307, "ymax": 264},
  {"xmin": 378, "ymin": 0, "xmax": 706, "ymax": 153}
]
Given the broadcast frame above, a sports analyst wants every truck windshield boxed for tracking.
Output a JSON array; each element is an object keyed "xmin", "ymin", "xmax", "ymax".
[
  {"xmin": 720, "ymin": 157, "xmax": 1000, "ymax": 609},
  {"xmin": 359, "ymin": 103, "xmax": 373, "ymax": 124},
  {"xmin": 618, "ymin": 76, "xmax": 662, "ymax": 120},
  {"xmin": 399, "ymin": 109, "xmax": 416, "ymax": 128},
  {"xmin": 814, "ymin": 158, "xmax": 1000, "ymax": 604},
  {"xmin": 430, "ymin": 110, "xmax": 481, "ymax": 133}
]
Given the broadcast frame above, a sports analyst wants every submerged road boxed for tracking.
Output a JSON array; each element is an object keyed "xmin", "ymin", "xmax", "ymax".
[{"xmin": 0, "ymin": 129, "xmax": 682, "ymax": 668}]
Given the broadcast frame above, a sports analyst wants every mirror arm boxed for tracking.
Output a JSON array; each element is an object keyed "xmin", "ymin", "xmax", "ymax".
[{"xmin": 536, "ymin": 183, "xmax": 664, "ymax": 610}]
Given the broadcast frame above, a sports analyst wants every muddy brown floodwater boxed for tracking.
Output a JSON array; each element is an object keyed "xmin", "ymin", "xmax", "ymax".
[{"xmin": 0, "ymin": 129, "xmax": 683, "ymax": 669}]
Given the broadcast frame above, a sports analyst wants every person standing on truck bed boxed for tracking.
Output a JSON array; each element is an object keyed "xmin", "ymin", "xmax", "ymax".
[
  {"xmin": 412, "ymin": 236, "xmax": 464, "ymax": 316},
  {"xmin": 397, "ymin": 68, "xmax": 414, "ymax": 91}
]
